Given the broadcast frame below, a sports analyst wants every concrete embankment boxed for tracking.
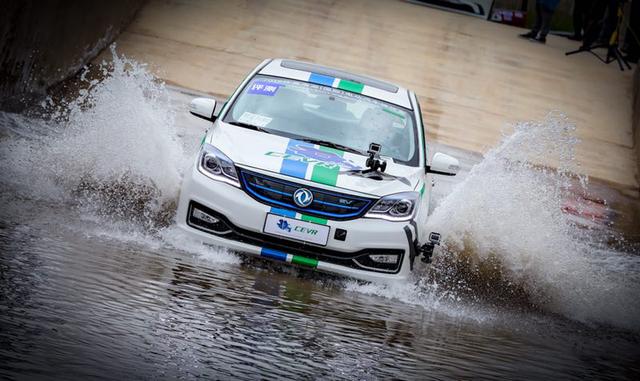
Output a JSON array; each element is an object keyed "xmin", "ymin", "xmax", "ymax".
[
  {"xmin": 105, "ymin": 0, "xmax": 637, "ymax": 193},
  {"xmin": 635, "ymin": 67, "xmax": 640, "ymax": 190},
  {"xmin": 0, "ymin": 0, "xmax": 144, "ymax": 111}
]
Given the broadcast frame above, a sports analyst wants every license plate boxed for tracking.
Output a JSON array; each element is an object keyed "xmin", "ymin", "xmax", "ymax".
[{"xmin": 263, "ymin": 213, "xmax": 330, "ymax": 246}]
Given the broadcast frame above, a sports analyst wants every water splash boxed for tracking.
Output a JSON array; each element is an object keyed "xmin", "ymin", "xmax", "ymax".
[
  {"xmin": 424, "ymin": 114, "xmax": 640, "ymax": 330},
  {"xmin": 0, "ymin": 45, "xmax": 185, "ymax": 230}
]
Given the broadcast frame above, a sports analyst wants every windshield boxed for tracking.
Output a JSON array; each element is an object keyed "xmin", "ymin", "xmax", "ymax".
[{"xmin": 223, "ymin": 75, "xmax": 418, "ymax": 166}]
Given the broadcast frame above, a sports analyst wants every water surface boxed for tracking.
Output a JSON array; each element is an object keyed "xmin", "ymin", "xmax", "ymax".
[{"xmin": 1, "ymin": 48, "xmax": 639, "ymax": 379}]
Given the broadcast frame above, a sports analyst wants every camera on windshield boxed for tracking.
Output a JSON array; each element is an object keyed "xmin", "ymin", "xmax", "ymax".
[{"xmin": 366, "ymin": 143, "xmax": 386, "ymax": 173}]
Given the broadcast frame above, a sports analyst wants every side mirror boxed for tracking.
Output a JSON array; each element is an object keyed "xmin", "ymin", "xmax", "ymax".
[
  {"xmin": 426, "ymin": 152, "xmax": 459, "ymax": 176},
  {"xmin": 189, "ymin": 98, "xmax": 217, "ymax": 121}
]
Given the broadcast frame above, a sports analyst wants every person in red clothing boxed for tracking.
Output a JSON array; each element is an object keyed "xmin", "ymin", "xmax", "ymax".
[{"xmin": 518, "ymin": 0, "xmax": 562, "ymax": 43}]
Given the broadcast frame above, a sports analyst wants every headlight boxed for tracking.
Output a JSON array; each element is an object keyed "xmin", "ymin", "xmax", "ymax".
[
  {"xmin": 197, "ymin": 143, "xmax": 240, "ymax": 187},
  {"xmin": 364, "ymin": 191, "xmax": 419, "ymax": 221}
]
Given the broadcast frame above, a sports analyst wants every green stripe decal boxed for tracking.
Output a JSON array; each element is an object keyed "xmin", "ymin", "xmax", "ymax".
[
  {"xmin": 291, "ymin": 255, "xmax": 319, "ymax": 268},
  {"xmin": 310, "ymin": 146, "xmax": 344, "ymax": 186},
  {"xmin": 383, "ymin": 107, "xmax": 405, "ymax": 119},
  {"xmin": 300, "ymin": 214, "xmax": 328, "ymax": 225},
  {"xmin": 337, "ymin": 79, "xmax": 364, "ymax": 94},
  {"xmin": 419, "ymin": 183, "xmax": 426, "ymax": 197}
]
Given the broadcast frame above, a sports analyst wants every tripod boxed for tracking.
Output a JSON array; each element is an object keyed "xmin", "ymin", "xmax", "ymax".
[{"xmin": 566, "ymin": 1, "xmax": 632, "ymax": 71}]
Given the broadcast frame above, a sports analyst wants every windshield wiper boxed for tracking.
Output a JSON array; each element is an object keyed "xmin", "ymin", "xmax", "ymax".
[
  {"xmin": 227, "ymin": 121, "xmax": 272, "ymax": 134},
  {"xmin": 298, "ymin": 138, "xmax": 364, "ymax": 156},
  {"xmin": 227, "ymin": 122, "xmax": 361, "ymax": 155}
]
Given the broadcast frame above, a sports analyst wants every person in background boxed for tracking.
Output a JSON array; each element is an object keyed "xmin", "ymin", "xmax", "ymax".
[
  {"xmin": 623, "ymin": 0, "xmax": 639, "ymax": 63},
  {"xmin": 569, "ymin": 0, "xmax": 590, "ymax": 40},
  {"xmin": 519, "ymin": 0, "xmax": 562, "ymax": 43}
]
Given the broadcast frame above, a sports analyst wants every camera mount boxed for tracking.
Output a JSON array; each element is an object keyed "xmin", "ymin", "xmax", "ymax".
[{"xmin": 364, "ymin": 143, "xmax": 387, "ymax": 173}]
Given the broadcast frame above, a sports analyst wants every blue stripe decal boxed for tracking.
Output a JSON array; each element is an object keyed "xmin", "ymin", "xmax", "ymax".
[
  {"xmin": 280, "ymin": 140, "xmax": 312, "ymax": 180},
  {"xmin": 261, "ymin": 247, "xmax": 288, "ymax": 262},
  {"xmin": 270, "ymin": 207, "xmax": 296, "ymax": 218},
  {"xmin": 309, "ymin": 73, "xmax": 335, "ymax": 87}
]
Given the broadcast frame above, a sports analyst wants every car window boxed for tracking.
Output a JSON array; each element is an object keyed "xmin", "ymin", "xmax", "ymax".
[{"xmin": 224, "ymin": 75, "xmax": 418, "ymax": 166}]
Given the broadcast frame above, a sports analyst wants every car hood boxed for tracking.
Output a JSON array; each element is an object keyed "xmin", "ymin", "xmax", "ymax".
[{"xmin": 207, "ymin": 122, "xmax": 423, "ymax": 197}]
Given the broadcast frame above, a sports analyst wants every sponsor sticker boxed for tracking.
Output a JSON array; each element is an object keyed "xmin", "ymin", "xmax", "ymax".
[
  {"xmin": 247, "ymin": 81, "xmax": 283, "ymax": 96},
  {"xmin": 263, "ymin": 213, "xmax": 330, "ymax": 246},
  {"xmin": 238, "ymin": 111, "xmax": 272, "ymax": 127},
  {"xmin": 266, "ymin": 141, "xmax": 361, "ymax": 173},
  {"xmin": 392, "ymin": 121, "xmax": 405, "ymax": 129}
]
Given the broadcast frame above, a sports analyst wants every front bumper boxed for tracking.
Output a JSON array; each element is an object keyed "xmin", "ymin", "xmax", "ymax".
[{"xmin": 176, "ymin": 164, "xmax": 417, "ymax": 282}]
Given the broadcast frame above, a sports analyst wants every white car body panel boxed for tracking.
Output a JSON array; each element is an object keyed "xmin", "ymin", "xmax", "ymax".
[
  {"xmin": 208, "ymin": 122, "xmax": 423, "ymax": 197},
  {"xmin": 176, "ymin": 166, "xmax": 415, "ymax": 282},
  {"xmin": 176, "ymin": 58, "xmax": 448, "ymax": 282}
]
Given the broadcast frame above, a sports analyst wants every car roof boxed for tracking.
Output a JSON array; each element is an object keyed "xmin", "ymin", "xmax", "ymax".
[{"xmin": 258, "ymin": 59, "xmax": 412, "ymax": 109}]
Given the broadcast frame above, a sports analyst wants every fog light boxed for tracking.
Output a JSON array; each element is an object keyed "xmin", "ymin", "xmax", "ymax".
[
  {"xmin": 192, "ymin": 207, "xmax": 219, "ymax": 224},
  {"xmin": 369, "ymin": 254, "xmax": 399, "ymax": 264}
]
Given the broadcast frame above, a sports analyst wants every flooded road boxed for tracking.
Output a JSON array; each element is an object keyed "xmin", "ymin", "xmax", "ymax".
[{"xmin": 1, "ymin": 49, "xmax": 640, "ymax": 379}]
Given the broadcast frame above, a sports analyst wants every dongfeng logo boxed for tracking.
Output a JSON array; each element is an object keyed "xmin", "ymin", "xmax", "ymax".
[{"xmin": 293, "ymin": 188, "xmax": 313, "ymax": 208}]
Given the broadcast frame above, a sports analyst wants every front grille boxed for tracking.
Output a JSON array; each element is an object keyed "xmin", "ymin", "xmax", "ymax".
[
  {"xmin": 239, "ymin": 169, "xmax": 374, "ymax": 220},
  {"xmin": 187, "ymin": 201, "xmax": 404, "ymax": 274}
]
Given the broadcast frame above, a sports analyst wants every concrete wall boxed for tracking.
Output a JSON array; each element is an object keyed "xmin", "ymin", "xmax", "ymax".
[
  {"xmin": 634, "ymin": 66, "xmax": 640, "ymax": 188},
  {"xmin": 0, "ymin": 0, "xmax": 145, "ymax": 111}
]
